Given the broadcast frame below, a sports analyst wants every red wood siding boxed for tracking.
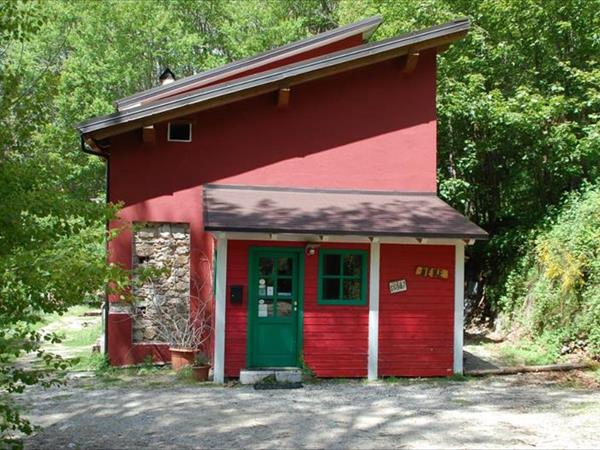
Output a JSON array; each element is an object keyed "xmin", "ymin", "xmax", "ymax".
[
  {"xmin": 303, "ymin": 243, "xmax": 369, "ymax": 378},
  {"xmin": 223, "ymin": 241, "xmax": 369, "ymax": 378},
  {"xmin": 378, "ymin": 244, "xmax": 454, "ymax": 377}
]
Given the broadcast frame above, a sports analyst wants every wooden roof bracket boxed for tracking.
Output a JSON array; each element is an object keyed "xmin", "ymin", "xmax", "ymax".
[
  {"xmin": 84, "ymin": 137, "xmax": 103, "ymax": 153},
  {"xmin": 142, "ymin": 124, "xmax": 155, "ymax": 144},
  {"xmin": 277, "ymin": 85, "xmax": 291, "ymax": 108},
  {"xmin": 402, "ymin": 50, "xmax": 420, "ymax": 75},
  {"xmin": 436, "ymin": 43, "xmax": 450, "ymax": 53}
]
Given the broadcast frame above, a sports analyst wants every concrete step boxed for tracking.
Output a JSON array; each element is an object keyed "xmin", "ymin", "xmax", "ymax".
[{"xmin": 239, "ymin": 368, "xmax": 302, "ymax": 385}]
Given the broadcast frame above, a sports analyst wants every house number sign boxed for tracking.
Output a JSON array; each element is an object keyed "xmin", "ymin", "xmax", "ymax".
[
  {"xmin": 388, "ymin": 279, "xmax": 407, "ymax": 294},
  {"xmin": 415, "ymin": 266, "xmax": 449, "ymax": 280}
]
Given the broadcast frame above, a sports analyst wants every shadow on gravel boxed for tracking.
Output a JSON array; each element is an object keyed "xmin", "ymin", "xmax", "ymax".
[{"xmin": 21, "ymin": 376, "xmax": 600, "ymax": 449}]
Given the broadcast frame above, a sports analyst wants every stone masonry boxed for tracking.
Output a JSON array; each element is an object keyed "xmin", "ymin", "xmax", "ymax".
[{"xmin": 132, "ymin": 223, "xmax": 190, "ymax": 343}]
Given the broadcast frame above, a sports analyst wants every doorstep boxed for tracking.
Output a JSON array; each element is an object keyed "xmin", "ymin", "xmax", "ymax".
[{"xmin": 239, "ymin": 368, "xmax": 302, "ymax": 385}]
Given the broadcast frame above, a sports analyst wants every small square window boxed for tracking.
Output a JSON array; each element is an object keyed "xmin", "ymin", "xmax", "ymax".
[
  {"xmin": 318, "ymin": 249, "xmax": 367, "ymax": 305},
  {"xmin": 168, "ymin": 121, "xmax": 192, "ymax": 142}
]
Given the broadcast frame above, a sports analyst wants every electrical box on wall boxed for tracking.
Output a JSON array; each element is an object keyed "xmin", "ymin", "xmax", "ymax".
[{"xmin": 230, "ymin": 285, "xmax": 243, "ymax": 304}]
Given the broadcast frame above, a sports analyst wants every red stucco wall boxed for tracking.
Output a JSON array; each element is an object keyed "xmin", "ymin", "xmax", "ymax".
[
  {"xmin": 378, "ymin": 244, "xmax": 455, "ymax": 376},
  {"xmin": 105, "ymin": 50, "xmax": 440, "ymax": 369}
]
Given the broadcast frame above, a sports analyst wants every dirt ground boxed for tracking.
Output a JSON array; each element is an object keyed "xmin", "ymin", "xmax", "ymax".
[{"xmin": 19, "ymin": 372, "xmax": 600, "ymax": 449}]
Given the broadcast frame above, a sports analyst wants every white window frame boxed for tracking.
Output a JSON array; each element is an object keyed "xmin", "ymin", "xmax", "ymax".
[{"xmin": 167, "ymin": 121, "xmax": 192, "ymax": 143}]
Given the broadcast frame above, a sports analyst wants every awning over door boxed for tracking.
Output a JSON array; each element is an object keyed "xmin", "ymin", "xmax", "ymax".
[{"xmin": 203, "ymin": 185, "xmax": 487, "ymax": 240}]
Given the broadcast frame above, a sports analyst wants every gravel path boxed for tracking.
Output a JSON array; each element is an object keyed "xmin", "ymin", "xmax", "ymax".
[
  {"xmin": 20, "ymin": 374, "xmax": 600, "ymax": 449},
  {"xmin": 19, "ymin": 316, "xmax": 595, "ymax": 448}
]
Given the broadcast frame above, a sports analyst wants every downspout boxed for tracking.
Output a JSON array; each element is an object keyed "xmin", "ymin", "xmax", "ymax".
[{"xmin": 80, "ymin": 136, "xmax": 111, "ymax": 358}]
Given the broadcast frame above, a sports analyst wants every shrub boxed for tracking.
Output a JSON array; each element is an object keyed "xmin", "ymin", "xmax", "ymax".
[{"xmin": 498, "ymin": 183, "xmax": 600, "ymax": 356}]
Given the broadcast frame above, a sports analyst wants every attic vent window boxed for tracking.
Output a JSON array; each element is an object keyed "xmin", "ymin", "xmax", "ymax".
[{"xmin": 168, "ymin": 122, "xmax": 192, "ymax": 142}]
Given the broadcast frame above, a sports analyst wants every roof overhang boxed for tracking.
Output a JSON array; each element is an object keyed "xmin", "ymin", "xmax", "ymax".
[
  {"xmin": 203, "ymin": 185, "xmax": 488, "ymax": 240},
  {"xmin": 76, "ymin": 18, "xmax": 470, "ymax": 141},
  {"xmin": 116, "ymin": 16, "xmax": 383, "ymax": 111}
]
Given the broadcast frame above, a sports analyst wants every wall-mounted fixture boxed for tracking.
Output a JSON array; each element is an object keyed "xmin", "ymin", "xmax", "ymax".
[{"xmin": 305, "ymin": 243, "xmax": 320, "ymax": 256}]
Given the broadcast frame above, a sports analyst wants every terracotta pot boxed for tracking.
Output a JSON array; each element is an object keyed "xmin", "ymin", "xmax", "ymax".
[
  {"xmin": 192, "ymin": 365, "xmax": 211, "ymax": 381},
  {"xmin": 169, "ymin": 348, "xmax": 195, "ymax": 371}
]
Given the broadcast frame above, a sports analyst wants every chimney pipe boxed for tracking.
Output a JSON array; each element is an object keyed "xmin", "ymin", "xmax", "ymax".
[{"xmin": 159, "ymin": 68, "xmax": 176, "ymax": 86}]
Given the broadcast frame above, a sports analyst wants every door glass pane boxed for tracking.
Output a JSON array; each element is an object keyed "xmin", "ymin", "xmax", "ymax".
[
  {"xmin": 343, "ymin": 279, "xmax": 361, "ymax": 300},
  {"xmin": 343, "ymin": 254, "xmax": 362, "ymax": 276},
  {"xmin": 258, "ymin": 277, "xmax": 274, "ymax": 297},
  {"xmin": 323, "ymin": 278, "xmax": 340, "ymax": 299},
  {"xmin": 277, "ymin": 278, "xmax": 292, "ymax": 297},
  {"xmin": 323, "ymin": 254, "xmax": 341, "ymax": 275},
  {"xmin": 278, "ymin": 257, "xmax": 293, "ymax": 275},
  {"xmin": 258, "ymin": 257, "xmax": 274, "ymax": 276},
  {"xmin": 277, "ymin": 299, "xmax": 293, "ymax": 317},
  {"xmin": 257, "ymin": 298, "xmax": 274, "ymax": 317}
]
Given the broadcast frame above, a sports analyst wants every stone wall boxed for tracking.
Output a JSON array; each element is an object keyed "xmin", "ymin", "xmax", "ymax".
[{"xmin": 132, "ymin": 223, "xmax": 190, "ymax": 343}]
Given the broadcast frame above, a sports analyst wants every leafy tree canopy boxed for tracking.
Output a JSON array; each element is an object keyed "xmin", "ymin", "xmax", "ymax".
[{"xmin": 1, "ymin": 0, "xmax": 599, "ymax": 443}]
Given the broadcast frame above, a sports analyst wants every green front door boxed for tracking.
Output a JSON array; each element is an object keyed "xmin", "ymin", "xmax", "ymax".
[{"xmin": 248, "ymin": 248, "xmax": 302, "ymax": 368}]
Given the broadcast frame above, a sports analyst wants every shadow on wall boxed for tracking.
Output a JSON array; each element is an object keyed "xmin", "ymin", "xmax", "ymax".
[{"xmin": 109, "ymin": 53, "xmax": 437, "ymax": 206}]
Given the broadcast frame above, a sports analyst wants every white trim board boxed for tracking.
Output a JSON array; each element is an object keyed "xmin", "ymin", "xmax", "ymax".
[
  {"xmin": 213, "ymin": 232, "xmax": 474, "ymax": 246},
  {"xmin": 368, "ymin": 239, "xmax": 381, "ymax": 381},
  {"xmin": 213, "ymin": 238, "xmax": 228, "ymax": 383},
  {"xmin": 453, "ymin": 242, "xmax": 465, "ymax": 374}
]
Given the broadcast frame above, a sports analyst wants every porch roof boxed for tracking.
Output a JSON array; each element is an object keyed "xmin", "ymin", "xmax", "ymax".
[{"xmin": 203, "ymin": 185, "xmax": 488, "ymax": 240}]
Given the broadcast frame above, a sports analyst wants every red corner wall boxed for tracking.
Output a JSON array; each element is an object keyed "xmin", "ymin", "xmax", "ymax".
[
  {"xmin": 378, "ymin": 244, "xmax": 455, "ymax": 377},
  {"xmin": 105, "ymin": 49, "xmax": 440, "ymax": 368},
  {"xmin": 224, "ymin": 240, "xmax": 369, "ymax": 378}
]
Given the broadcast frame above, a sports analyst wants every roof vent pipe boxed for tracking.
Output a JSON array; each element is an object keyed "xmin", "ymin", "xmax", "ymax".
[{"xmin": 159, "ymin": 68, "xmax": 176, "ymax": 86}]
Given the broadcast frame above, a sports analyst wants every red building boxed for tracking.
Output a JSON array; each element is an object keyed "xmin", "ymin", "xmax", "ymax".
[{"xmin": 77, "ymin": 16, "xmax": 487, "ymax": 382}]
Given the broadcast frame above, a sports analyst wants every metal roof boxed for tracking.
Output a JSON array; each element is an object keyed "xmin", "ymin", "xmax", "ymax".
[
  {"xmin": 203, "ymin": 185, "xmax": 488, "ymax": 239},
  {"xmin": 77, "ymin": 18, "xmax": 470, "ymax": 139},
  {"xmin": 115, "ymin": 16, "xmax": 383, "ymax": 111}
]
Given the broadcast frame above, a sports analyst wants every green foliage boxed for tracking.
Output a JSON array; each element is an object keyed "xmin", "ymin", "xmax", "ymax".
[
  {"xmin": 499, "ymin": 184, "xmax": 600, "ymax": 354},
  {"xmin": 339, "ymin": 0, "xmax": 600, "ymax": 312},
  {"xmin": 498, "ymin": 333, "xmax": 563, "ymax": 365},
  {"xmin": 193, "ymin": 352, "xmax": 210, "ymax": 367},
  {"xmin": 1, "ymin": 0, "xmax": 599, "ymax": 441}
]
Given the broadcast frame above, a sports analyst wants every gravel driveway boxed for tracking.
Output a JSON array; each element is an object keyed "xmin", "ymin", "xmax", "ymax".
[{"xmin": 20, "ymin": 374, "xmax": 600, "ymax": 449}]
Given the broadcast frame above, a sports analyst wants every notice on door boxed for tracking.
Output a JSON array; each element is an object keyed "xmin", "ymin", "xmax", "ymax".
[{"xmin": 258, "ymin": 300, "xmax": 268, "ymax": 317}]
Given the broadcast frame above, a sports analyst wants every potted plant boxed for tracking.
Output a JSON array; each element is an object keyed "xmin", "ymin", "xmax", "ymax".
[
  {"xmin": 129, "ymin": 262, "xmax": 212, "ymax": 372},
  {"xmin": 191, "ymin": 352, "xmax": 211, "ymax": 381}
]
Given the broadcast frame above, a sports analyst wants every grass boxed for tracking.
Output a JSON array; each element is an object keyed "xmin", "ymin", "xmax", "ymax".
[
  {"xmin": 62, "ymin": 321, "xmax": 102, "ymax": 350},
  {"xmin": 498, "ymin": 339, "xmax": 559, "ymax": 366},
  {"xmin": 32, "ymin": 305, "xmax": 98, "ymax": 331}
]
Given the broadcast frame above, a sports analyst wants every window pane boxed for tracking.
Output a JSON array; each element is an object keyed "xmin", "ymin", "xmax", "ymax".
[
  {"xmin": 277, "ymin": 299, "xmax": 292, "ymax": 317},
  {"xmin": 258, "ymin": 257, "xmax": 274, "ymax": 276},
  {"xmin": 258, "ymin": 298, "xmax": 274, "ymax": 317},
  {"xmin": 343, "ymin": 280, "xmax": 361, "ymax": 300},
  {"xmin": 343, "ymin": 254, "xmax": 362, "ymax": 276},
  {"xmin": 323, "ymin": 254, "xmax": 341, "ymax": 275},
  {"xmin": 278, "ymin": 257, "xmax": 293, "ymax": 275},
  {"xmin": 323, "ymin": 278, "xmax": 340, "ymax": 299},
  {"xmin": 277, "ymin": 278, "xmax": 292, "ymax": 297},
  {"xmin": 257, "ymin": 277, "xmax": 274, "ymax": 297}
]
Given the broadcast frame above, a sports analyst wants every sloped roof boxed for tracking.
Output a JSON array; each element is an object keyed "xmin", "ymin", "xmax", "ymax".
[
  {"xmin": 203, "ymin": 185, "xmax": 488, "ymax": 239},
  {"xmin": 116, "ymin": 16, "xmax": 383, "ymax": 111},
  {"xmin": 76, "ymin": 18, "xmax": 470, "ymax": 141}
]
